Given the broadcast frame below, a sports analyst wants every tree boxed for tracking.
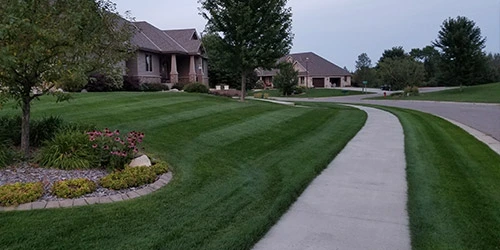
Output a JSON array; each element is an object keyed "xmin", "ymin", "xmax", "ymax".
[
  {"xmin": 273, "ymin": 62, "xmax": 298, "ymax": 96},
  {"xmin": 378, "ymin": 46, "xmax": 408, "ymax": 65},
  {"xmin": 410, "ymin": 46, "xmax": 441, "ymax": 85},
  {"xmin": 199, "ymin": 0, "xmax": 294, "ymax": 101},
  {"xmin": 0, "ymin": 0, "xmax": 134, "ymax": 157},
  {"xmin": 378, "ymin": 57, "xmax": 425, "ymax": 90},
  {"xmin": 433, "ymin": 16, "xmax": 488, "ymax": 87},
  {"xmin": 355, "ymin": 53, "xmax": 372, "ymax": 70},
  {"xmin": 202, "ymin": 33, "xmax": 258, "ymax": 90},
  {"xmin": 353, "ymin": 53, "xmax": 377, "ymax": 87},
  {"xmin": 484, "ymin": 53, "xmax": 500, "ymax": 83}
]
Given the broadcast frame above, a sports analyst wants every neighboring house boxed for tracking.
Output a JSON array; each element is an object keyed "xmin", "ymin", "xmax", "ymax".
[
  {"xmin": 125, "ymin": 21, "xmax": 208, "ymax": 86},
  {"xmin": 256, "ymin": 52, "xmax": 351, "ymax": 88}
]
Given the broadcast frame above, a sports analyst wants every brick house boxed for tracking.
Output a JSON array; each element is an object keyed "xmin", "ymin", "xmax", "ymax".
[
  {"xmin": 125, "ymin": 21, "xmax": 208, "ymax": 86},
  {"xmin": 256, "ymin": 52, "xmax": 351, "ymax": 88}
]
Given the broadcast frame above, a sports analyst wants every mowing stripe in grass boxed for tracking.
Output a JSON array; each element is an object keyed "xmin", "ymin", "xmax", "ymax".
[
  {"xmin": 0, "ymin": 94, "xmax": 366, "ymax": 250},
  {"xmin": 375, "ymin": 106, "xmax": 500, "ymax": 250}
]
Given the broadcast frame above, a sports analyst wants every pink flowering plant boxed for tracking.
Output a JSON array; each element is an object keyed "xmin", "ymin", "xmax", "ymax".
[{"xmin": 87, "ymin": 128, "xmax": 145, "ymax": 170}]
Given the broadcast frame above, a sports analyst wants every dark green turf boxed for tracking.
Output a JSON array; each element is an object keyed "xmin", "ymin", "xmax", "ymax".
[
  {"xmin": 377, "ymin": 106, "xmax": 500, "ymax": 250},
  {"xmin": 0, "ymin": 92, "xmax": 366, "ymax": 250},
  {"xmin": 371, "ymin": 82, "xmax": 500, "ymax": 103}
]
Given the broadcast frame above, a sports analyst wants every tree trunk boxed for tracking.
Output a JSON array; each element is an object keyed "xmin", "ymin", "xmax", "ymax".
[
  {"xmin": 21, "ymin": 97, "xmax": 31, "ymax": 158},
  {"xmin": 240, "ymin": 73, "xmax": 246, "ymax": 102}
]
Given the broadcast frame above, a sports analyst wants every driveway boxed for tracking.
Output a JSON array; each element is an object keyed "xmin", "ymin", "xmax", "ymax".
[{"xmin": 273, "ymin": 93, "xmax": 500, "ymax": 141}]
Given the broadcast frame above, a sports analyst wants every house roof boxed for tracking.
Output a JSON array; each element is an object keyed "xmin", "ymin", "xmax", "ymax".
[
  {"xmin": 286, "ymin": 52, "xmax": 351, "ymax": 77},
  {"xmin": 131, "ymin": 22, "xmax": 203, "ymax": 55}
]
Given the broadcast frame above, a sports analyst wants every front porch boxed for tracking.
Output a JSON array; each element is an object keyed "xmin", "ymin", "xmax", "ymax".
[{"xmin": 160, "ymin": 54, "xmax": 208, "ymax": 85}]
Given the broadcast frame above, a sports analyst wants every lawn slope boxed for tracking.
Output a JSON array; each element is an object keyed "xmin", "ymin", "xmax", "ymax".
[
  {"xmin": 374, "ymin": 82, "xmax": 500, "ymax": 103},
  {"xmin": 378, "ymin": 106, "xmax": 500, "ymax": 250},
  {"xmin": 0, "ymin": 92, "xmax": 366, "ymax": 250}
]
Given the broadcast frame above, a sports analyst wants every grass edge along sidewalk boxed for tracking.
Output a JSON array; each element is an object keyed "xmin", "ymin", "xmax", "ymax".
[
  {"xmin": 376, "ymin": 105, "xmax": 500, "ymax": 250},
  {"xmin": 371, "ymin": 82, "xmax": 500, "ymax": 103},
  {"xmin": 0, "ymin": 92, "xmax": 366, "ymax": 250}
]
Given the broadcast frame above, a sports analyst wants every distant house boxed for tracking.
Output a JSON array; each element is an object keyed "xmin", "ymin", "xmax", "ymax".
[
  {"xmin": 256, "ymin": 52, "xmax": 351, "ymax": 88},
  {"xmin": 125, "ymin": 21, "xmax": 208, "ymax": 86}
]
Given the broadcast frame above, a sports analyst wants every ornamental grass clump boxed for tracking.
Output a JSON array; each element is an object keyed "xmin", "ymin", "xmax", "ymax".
[
  {"xmin": 51, "ymin": 178, "xmax": 96, "ymax": 199},
  {"xmin": 0, "ymin": 182, "xmax": 43, "ymax": 206},
  {"xmin": 87, "ymin": 128, "xmax": 145, "ymax": 170}
]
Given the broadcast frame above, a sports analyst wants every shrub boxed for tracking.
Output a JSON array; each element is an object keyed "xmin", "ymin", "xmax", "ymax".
[
  {"xmin": 0, "ymin": 116, "xmax": 21, "ymax": 145},
  {"xmin": 183, "ymin": 82, "xmax": 209, "ymax": 93},
  {"xmin": 123, "ymin": 76, "xmax": 142, "ymax": 91},
  {"xmin": 87, "ymin": 129, "xmax": 145, "ymax": 170},
  {"xmin": 36, "ymin": 131, "xmax": 97, "ymax": 170},
  {"xmin": 255, "ymin": 79, "xmax": 264, "ymax": 89},
  {"xmin": 209, "ymin": 89, "xmax": 241, "ymax": 98},
  {"xmin": 51, "ymin": 178, "xmax": 96, "ymax": 199},
  {"xmin": 141, "ymin": 83, "xmax": 169, "ymax": 92},
  {"xmin": 0, "ymin": 182, "xmax": 44, "ymax": 206},
  {"xmin": 30, "ymin": 115, "xmax": 65, "ymax": 147},
  {"xmin": 99, "ymin": 166, "xmax": 157, "ymax": 190},
  {"xmin": 171, "ymin": 82, "xmax": 185, "ymax": 90},
  {"xmin": 253, "ymin": 92, "xmax": 263, "ymax": 98},
  {"xmin": 0, "ymin": 143, "xmax": 15, "ymax": 168},
  {"xmin": 293, "ymin": 86, "xmax": 306, "ymax": 95},
  {"xmin": 0, "ymin": 115, "xmax": 68, "ymax": 147},
  {"xmin": 85, "ymin": 73, "xmax": 123, "ymax": 92},
  {"xmin": 151, "ymin": 161, "xmax": 169, "ymax": 175},
  {"xmin": 403, "ymin": 86, "xmax": 420, "ymax": 97}
]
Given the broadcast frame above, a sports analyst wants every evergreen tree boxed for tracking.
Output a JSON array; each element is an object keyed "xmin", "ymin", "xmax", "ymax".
[
  {"xmin": 274, "ymin": 62, "xmax": 298, "ymax": 96},
  {"xmin": 433, "ymin": 16, "xmax": 487, "ymax": 87}
]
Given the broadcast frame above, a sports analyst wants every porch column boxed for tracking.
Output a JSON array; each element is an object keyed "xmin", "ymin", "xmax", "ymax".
[
  {"xmin": 170, "ymin": 54, "xmax": 178, "ymax": 84},
  {"xmin": 197, "ymin": 57, "xmax": 204, "ymax": 84},
  {"xmin": 189, "ymin": 55, "xmax": 196, "ymax": 82}
]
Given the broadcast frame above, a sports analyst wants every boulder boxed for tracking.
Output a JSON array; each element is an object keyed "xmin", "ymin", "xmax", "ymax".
[
  {"xmin": 81, "ymin": 89, "xmax": 88, "ymax": 93},
  {"xmin": 129, "ymin": 155, "xmax": 152, "ymax": 167}
]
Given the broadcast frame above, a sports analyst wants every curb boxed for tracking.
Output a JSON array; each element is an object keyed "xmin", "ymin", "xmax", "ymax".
[
  {"xmin": 438, "ymin": 116, "xmax": 500, "ymax": 155},
  {"xmin": 0, "ymin": 172, "xmax": 173, "ymax": 212}
]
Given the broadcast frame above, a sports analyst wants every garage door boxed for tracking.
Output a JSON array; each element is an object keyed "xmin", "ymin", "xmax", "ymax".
[{"xmin": 312, "ymin": 78, "xmax": 324, "ymax": 88}]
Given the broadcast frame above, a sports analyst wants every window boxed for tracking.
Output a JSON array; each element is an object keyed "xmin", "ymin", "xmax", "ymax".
[{"xmin": 145, "ymin": 54, "xmax": 153, "ymax": 72}]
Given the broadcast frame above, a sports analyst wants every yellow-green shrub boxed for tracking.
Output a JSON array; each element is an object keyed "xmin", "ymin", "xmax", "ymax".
[
  {"xmin": 99, "ymin": 166, "xmax": 157, "ymax": 190},
  {"xmin": 151, "ymin": 161, "xmax": 169, "ymax": 175},
  {"xmin": 51, "ymin": 178, "xmax": 96, "ymax": 199},
  {"xmin": 0, "ymin": 182, "xmax": 43, "ymax": 206}
]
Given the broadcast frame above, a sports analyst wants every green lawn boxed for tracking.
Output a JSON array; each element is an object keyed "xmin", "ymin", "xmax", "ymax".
[
  {"xmin": 377, "ymin": 106, "xmax": 500, "ymax": 250},
  {"xmin": 250, "ymin": 88, "xmax": 368, "ymax": 98},
  {"xmin": 0, "ymin": 92, "xmax": 366, "ymax": 250},
  {"xmin": 295, "ymin": 101, "xmax": 500, "ymax": 249},
  {"xmin": 373, "ymin": 82, "xmax": 500, "ymax": 103}
]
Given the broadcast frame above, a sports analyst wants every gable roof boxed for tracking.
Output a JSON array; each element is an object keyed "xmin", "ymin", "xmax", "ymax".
[
  {"xmin": 163, "ymin": 29, "xmax": 202, "ymax": 53},
  {"xmin": 286, "ymin": 52, "xmax": 351, "ymax": 76},
  {"xmin": 131, "ymin": 21, "xmax": 203, "ymax": 55}
]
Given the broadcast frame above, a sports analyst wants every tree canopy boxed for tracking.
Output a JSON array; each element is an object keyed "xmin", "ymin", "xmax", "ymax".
[
  {"xmin": 199, "ymin": 0, "xmax": 294, "ymax": 101},
  {"xmin": 378, "ymin": 57, "xmax": 425, "ymax": 90},
  {"xmin": 378, "ymin": 46, "xmax": 408, "ymax": 65},
  {"xmin": 0, "ymin": 0, "xmax": 134, "ymax": 156},
  {"xmin": 273, "ymin": 62, "xmax": 298, "ymax": 96},
  {"xmin": 355, "ymin": 53, "xmax": 372, "ymax": 70},
  {"xmin": 433, "ymin": 16, "xmax": 487, "ymax": 87}
]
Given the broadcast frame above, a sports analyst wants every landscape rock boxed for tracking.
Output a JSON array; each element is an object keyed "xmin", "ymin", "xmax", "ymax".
[
  {"xmin": 129, "ymin": 155, "xmax": 152, "ymax": 167},
  {"xmin": 81, "ymin": 89, "xmax": 88, "ymax": 93}
]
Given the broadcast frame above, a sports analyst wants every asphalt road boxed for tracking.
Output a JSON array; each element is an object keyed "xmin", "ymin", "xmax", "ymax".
[{"xmin": 274, "ymin": 93, "xmax": 500, "ymax": 141}]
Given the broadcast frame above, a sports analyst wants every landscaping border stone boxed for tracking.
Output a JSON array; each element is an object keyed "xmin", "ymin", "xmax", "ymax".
[{"xmin": 0, "ymin": 172, "xmax": 173, "ymax": 212}]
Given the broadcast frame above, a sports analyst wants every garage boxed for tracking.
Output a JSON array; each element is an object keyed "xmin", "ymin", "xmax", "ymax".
[{"xmin": 312, "ymin": 78, "xmax": 325, "ymax": 88}]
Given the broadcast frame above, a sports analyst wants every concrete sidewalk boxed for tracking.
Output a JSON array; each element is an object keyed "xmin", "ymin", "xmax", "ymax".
[{"xmin": 253, "ymin": 106, "xmax": 410, "ymax": 250}]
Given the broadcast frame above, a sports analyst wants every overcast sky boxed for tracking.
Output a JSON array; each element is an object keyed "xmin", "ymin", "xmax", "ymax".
[{"xmin": 114, "ymin": 0, "xmax": 500, "ymax": 71}]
